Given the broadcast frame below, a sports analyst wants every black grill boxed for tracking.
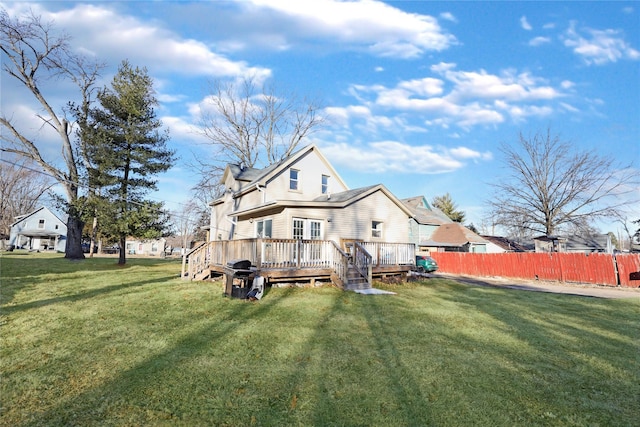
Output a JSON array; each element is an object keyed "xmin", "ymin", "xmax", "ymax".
[
  {"xmin": 226, "ymin": 259, "xmax": 252, "ymax": 270},
  {"xmin": 224, "ymin": 259, "xmax": 255, "ymax": 298}
]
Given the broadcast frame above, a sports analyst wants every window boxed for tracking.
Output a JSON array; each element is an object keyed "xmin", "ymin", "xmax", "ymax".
[
  {"xmin": 151, "ymin": 243, "xmax": 158, "ymax": 252},
  {"xmin": 38, "ymin": 219, "xmax": 45, "ymax": 229},
  {"xmin": 289, "ymin": 169, "xmax": 299, "ymax": 190},
  {"xmin": 321, "ymin": 175, "xmax": 329, "ymax": 194},
  {"xmin": 256, "ymin": 219, "xmax": 272, "ymax": 238},
  {"xmin": 293, "ymin": 219, "xmax": 304, "ymax": 239},
  {"xmin": 372, "ymin": 221, "xmax": 383, "ymax": 238},
  {"xmin": 55, "ymin": 225, "xmax": 59, "ymax": 230}
]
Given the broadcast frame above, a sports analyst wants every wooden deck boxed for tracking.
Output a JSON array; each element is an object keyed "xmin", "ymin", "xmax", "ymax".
[{"xmin": 184, "ymin": 239, "xmax": 416, "ymax": 290}]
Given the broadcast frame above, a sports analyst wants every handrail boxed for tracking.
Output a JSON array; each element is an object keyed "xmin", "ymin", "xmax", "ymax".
[
  {"xmin": 330, "ymin": 240, "xmax": 349, "ymax": 287},
  {"xmin": 183, "ymin": 241, "xmax": 210, "ymax": 280},
  {"xmin": 353, "ymin": 241, "xmax": 373, "ymax": 285}
]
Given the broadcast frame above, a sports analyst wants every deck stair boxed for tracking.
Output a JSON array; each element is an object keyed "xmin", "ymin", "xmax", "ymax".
[{"xmin": 344, "ymin": 264, "xmax": 371, "ymax": 291}]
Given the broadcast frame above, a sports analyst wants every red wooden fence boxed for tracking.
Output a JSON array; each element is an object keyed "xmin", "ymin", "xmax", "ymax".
[{"xmin": 429, "ymin": 252, "xmax": 640, "ymax": 288}]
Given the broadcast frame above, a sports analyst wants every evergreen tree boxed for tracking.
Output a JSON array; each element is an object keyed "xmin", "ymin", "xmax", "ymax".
[
  {"xmin": 88, "ymin": 61, "xmax": 175, "ymax": 264},
  {"xmin": 432, "ymin": 193, "xmax": 466, "ymax": 223}
]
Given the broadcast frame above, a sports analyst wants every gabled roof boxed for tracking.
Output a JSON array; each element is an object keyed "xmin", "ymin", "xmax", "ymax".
[
  {"xmin": 401, "ymin": 196, "xmax": 451, "ymax": 225},
  {"xmin": 232, "ymin": 184, "xmax": 413, "ymax": 218},
  {"xmin": 219, "ymin": 144, "xmax": 349, "ymax": 198},
  {"xmin": 481, "ymin": 235, "xmax": 528, "ymax": 252},
  {"xmin": 420, "ymin": 223, "xmax": 488, "ymax": 247},
  {"xmin": 10, "ymin": 206, "xmax": 65, "ymax": 227}
]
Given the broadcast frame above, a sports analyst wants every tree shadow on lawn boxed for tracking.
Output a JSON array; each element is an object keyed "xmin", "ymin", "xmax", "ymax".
[
  {"xmin": 432, "ymin": 281, "xmax": 640, "ymax": 423},
  {"xmin": 21, "ymin": 286, "xmax": 439, "ymax": 426},
  {"xmin": 0, "ymin": 255, "xmax": 179, "ymax": 306},
  {"xmin": 1, "ymin": 275, "xmax": 177, "ymax": 315},
  {"xmin": 23, "ymin": 286, "xmax": 299, "ymax": 426}
]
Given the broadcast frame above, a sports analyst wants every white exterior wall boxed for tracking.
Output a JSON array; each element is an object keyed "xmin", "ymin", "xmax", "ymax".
[
  {"xmin": 9, "ymin": 207, "xmax": 67, "ymax": 252},
  {"xmin": 485, "ymin": 242, "xmax": 507, "ymax": 253},
  {"xmin": 263, "ymin": 151, "xmax": 347, "ymax": 203},
  {"xmin": 326, "ymin": 191, "xmax": 409, "ymax": 243},
  {"xmin": 125, "ymin": 238, "xmax": 166, "ymax": 255}
]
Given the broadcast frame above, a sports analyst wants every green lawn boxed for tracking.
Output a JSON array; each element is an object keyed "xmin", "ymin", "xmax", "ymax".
[{"xmin": 1, "ymin": 252, "xmax": 639, "ymax": 426}]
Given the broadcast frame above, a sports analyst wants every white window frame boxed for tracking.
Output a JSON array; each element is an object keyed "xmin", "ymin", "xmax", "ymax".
[
  {"xmin": 372, "ymin": 220, "xmax": 383, "ymax": 238},
  {"xmin": 289, "ymin": 168, "xmax": 300, "ymax": 191},
  {"xmin": 292, "ymin": 217, "xmax": 323, "ymax": 240},
  {"xmin": 255, "ymin": 218, "xmax": 273, "ymax": 238},
  {"xmin": 38, "ymin": 219, "xmax": 45, "ymax": 229},
  {"xmin": 292, "ymin": 218, "xmax": 323, "ymax": 262},
  {"xmin": 321, "ymin": 174, "xmax": 329, "ymax": 194}
]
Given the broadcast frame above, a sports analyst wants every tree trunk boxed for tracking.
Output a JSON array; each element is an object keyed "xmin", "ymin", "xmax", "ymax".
[
  {"xmin": 89, "ymin": 215, "xmax": 98, "ymax": 258},
  {"xmin": 64, "ymin": 214, "xmax": 85, "ymax": 260},
  {"xmin": 118, "ymin": 234, "xmax": 127, "ymax": 265}
]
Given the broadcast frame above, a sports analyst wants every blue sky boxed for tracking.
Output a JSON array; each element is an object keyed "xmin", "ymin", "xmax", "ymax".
[{"xmin": 2, "ymin": 1, "xmax": 639, "ymax": 234}]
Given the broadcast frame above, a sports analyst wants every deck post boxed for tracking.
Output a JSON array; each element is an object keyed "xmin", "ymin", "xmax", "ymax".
[{"xmin": 256, "ymin": 238, "xmax": 263, "ymax": 268}]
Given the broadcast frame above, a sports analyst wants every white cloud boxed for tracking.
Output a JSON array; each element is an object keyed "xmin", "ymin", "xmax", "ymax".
[
  {"xmin": 529, "ymin": 36, "xmax": 551, "ymax": 47},
  {"xmin": 345, "ymin": 63, "xmax": 566, "ymax": 130},
  {"xmin": 560, "ymin": 80, "xmax": 575, "ymax": 89},
  {"xmin": 6, "ymin": 3, "xmax": 271, "ymax": 79},
  {"xmin": 436, "ymin": 67, "xmax": 561, "ymax": 102},
  {"xmin": 563, "ymin": 21, "xmax": 640, "ymax": 65},
  {"xmin": 320, "ymin": 141, "xmax": 490, "ymax": 174},
  {"xmin": 520, "ymin": 16, "xmax": 532, "ymax": 31},
  {"xmin": 439, "ymin": 12, "xmax": 457, "ymax": 23},
  {"xmin": 244, "ymin": 0, "xmax": 457, "ymax": 58}
]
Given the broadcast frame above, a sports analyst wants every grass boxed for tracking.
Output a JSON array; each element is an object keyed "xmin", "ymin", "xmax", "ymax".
[{"xmin": 1, "ymin": 252, "xmax": 639, "ymax": 426}]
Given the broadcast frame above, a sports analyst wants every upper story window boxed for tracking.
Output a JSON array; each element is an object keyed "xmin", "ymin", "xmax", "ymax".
[
  {"xmin": 321, "ymin": 175, "xmax": 329, "ymax": 194},
  {"xmin": 289, "ymin": 169, "xmax": 299, "ymax": 191},
  {"xmin": 38, "ymin": 219, "xmax": 45, "ymax": 229},
  {"xmin": 372, "ymin": 221, "xmax": 383, "ymax": 238}
]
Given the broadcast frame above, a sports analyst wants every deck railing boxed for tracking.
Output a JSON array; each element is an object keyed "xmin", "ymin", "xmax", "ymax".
[
  {"xmin": 353, "ymin": 241, "xmax": 373, "ymax": 284},
  {"xmin": 361, "ymin": 241, "xmax": 415, "ymax": 266},
  {"xmin": 184, "ymin": 239, "xmax": 415, "ymax": 285}
]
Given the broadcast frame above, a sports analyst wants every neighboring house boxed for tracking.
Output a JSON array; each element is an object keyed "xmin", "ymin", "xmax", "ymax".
[
  {"xmin": 125, "ymin": 237, "xmax": 167, "ymax": 256},
  {"xmin": 402, "ymin": 196, "xmax": 488, "ymax": 254},
  {"xmin": 9, "ymin": 207, "xmax": 67, "ymax": 252},
  {"xmin": 533, "ymin": 234, "xmax": 613, "ymax": 254},
  {"xmin": 210, "ymin": 144, "xmax": 413, "ymax": 245},
  {"xmin": 482, "ymin": 235, "xmax": 530, "ymax": 253}
]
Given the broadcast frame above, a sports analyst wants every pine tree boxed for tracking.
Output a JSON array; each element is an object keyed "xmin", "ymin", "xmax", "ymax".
[
  {"xmin": 88, "ymin": 61, "xmax": 175, "ymax": 264},
  {"xmin": 432, "ymin": 193, "xmax": 466, "ymax": 223}
]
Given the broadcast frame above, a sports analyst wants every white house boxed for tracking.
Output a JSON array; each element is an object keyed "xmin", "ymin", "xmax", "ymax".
[
  {"xmin": 9, "ymin": 207, "xmax": 67, "ymax": 252},
  {"xmin": 124, "ymin": 237, "xmax": 167, "ymax": 256},
  {"xmin": 210, "ymin": 144, "xmax": 413, "ymax": 245}
]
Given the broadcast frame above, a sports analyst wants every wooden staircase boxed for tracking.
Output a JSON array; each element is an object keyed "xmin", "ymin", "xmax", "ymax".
[{"xmin": 344, "ymin": 264, "xmax": 371, "ymax": 291}]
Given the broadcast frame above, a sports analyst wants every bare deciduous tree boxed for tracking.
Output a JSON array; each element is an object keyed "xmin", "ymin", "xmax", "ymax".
[
  {"xmin": 488, "ymin": 129, "xmax": 639, "ymax": 236},
  {"xmin": 193, "ymin": 76, "xmax": 324, "ymax": 203},
  {"xmin": 171, "ymin": 200, "xmax": 206, "ymax": 253},
  {"xmin": 0, "ymin": 9, "xmax": 103, "ymax": 259},
  {"xmin": 0, "ymin": 159, "xmax": 55, "ymax": 245}
]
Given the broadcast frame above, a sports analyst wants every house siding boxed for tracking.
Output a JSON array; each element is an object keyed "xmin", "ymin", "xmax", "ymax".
[
  {"xmin": 9, "ymin": 207, "xmax": 67, "ymax": 252},
  {"xmin": 263, "ymin": 150, "xmax": 348, "ymax": 203},
  {"xmin": 327, "ymin": 190, "xmax": 409, "ymax": 243}
]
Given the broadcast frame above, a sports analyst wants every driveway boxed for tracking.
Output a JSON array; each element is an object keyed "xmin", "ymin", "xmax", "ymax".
[{"xmin": 434, "ymin": 273, "xmax": 640, "ymax": 299}]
